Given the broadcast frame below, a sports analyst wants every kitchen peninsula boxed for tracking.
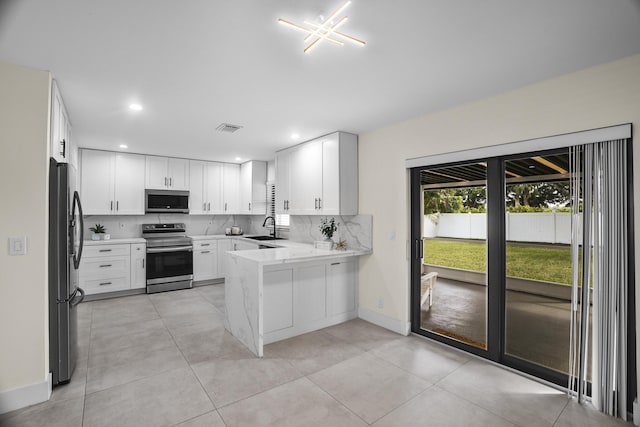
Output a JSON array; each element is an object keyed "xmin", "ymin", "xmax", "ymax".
[{"xmin": 224, "ymin": 239, "xmax": 371, "ymax": 357}]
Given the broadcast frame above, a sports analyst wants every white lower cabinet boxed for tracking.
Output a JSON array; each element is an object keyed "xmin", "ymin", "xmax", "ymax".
[
  {"xmin": 193, "ymin": 240, "xmax": 218, "ymax": 281},
  {"xmin": 80, "ymin": 244, "xmax": 131, "ymax": 295},
  {"xmin": 263, "ymin": 258, "xmax": 357, "ymax": 343},
  {"xmin": 80, "ymin": 242, "xmax": 147, "ymax": 295},
  {"xmin": 130, "ymin": 243, "xmax": 146, "ymax": 290},
  {"xmin": 263, "ymin": 269, "xmax": 294, "ymax": 333},
  {"xmin": 217, "ymin": 239, "xmax": 232, "ymax": 278}
]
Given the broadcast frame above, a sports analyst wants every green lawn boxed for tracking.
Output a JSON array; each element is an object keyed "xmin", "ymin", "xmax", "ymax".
[{"xmin": 423, "ymin": 239, "xmax": 573, "ymax": 284}]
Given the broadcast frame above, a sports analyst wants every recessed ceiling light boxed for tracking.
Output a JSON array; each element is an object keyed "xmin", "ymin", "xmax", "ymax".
[
  {"xmin": 129, "ymin": 103, "xmax": 143, "ymax": 111},
  {"xmin": 291, "ymin": 133, "xmax": 300, "ymax": 139},
  {"xmin": 119, "ymin": 144, "xmax": 128, "ymax": 149},
  {"xmin": 235, "ymin": 157, "xmax": 242, "ymax": 161}
]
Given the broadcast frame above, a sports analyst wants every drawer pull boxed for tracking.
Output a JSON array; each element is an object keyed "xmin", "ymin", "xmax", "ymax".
[
  {"xmin": 99, "ymin": 264, "xmax": 112, "ymax": 268},
  {"xmin": 99, "ymin": 282, "xmax": 112, "ymax": 286},
  {"xmin": 201, "ymin": 250, "xmax": 210, "ymax": 254},
  {"xmin": 99, "ymin": 249, "xmax": 112, "ymax": 253},
  {"xmin": 201, "ymin": 243, "xmax": 210, "ymax": 247},
  {"xmin": 331, "ymin": 262, "xmax": 340, "ymax": 266}
]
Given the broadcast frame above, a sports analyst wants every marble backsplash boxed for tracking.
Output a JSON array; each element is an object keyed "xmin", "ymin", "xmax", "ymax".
[{"xmin": 83, "ymin": 213, "xmax": 373, "ymax": 251}]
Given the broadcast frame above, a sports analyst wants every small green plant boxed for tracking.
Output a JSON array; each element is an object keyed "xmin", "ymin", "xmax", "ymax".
[
  {"xmin": 90, "ymin": 224, "xmax": 106, "ymax": 233},
  {"xmin": 319, "ymin": 217, "xmax": 338, "ymax": 240}
]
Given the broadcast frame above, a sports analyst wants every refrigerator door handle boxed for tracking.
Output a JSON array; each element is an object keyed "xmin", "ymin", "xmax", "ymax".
[
  {"xmin": 72, "ymin": 191, "xmax": 84, "ymax": 269},
  {"xmin": 70, "ymin": 287, "xmax": 85, "ymax": 307}
]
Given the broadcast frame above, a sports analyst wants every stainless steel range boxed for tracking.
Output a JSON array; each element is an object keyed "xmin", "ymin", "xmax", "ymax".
[{"xmin": 142, "ymin": 223, "xmax": 193, "ymax": 294}]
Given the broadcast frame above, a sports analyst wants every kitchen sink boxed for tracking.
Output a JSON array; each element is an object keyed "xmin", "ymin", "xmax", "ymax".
[{"xmin": 246, "ymin": 235, "xmax": 285, "ymax": 241}]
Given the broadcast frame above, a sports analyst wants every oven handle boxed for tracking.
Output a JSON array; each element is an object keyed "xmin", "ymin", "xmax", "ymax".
[{"xmin": 147, "ymin": 246, "xmax": 193, "ymax": 253}]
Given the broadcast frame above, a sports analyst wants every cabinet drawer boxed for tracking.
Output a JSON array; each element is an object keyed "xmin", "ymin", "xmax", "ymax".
[
  {"xmin": 195, "ymin": 240, "xmax": 218, "ymax": 250},
  {"xmin": 80, "ymin": 256, "xmax": 129, "ymax": 278},
  {"xmin": 83, "ymin": 244, "xmax": 130, "ymax": 258},
  {"xmin": 81, "ymin": 276, "xmax": 130, "ymax": 294}
]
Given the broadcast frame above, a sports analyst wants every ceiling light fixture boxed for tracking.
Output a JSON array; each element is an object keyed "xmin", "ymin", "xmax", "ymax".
[
  {"xmin": 235, "ymin": 157, "xmax": 242, "ymax": 161},
  {"xmin": 291, "ymin": 133, "xmax": 300, "ymax": 139},
  {"xmin": 119, "ymin": 144, "xmax": 128, "ymax": 149},
  {"xmin": 278, "ymin": 0, "xmax": 366, "ymax": 53},
  {"xmin": 129, "ymin": 103, "xmax": 143, "ymax": 111}
]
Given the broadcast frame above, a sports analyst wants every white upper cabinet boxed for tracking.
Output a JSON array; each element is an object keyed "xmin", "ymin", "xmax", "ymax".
[
  {"xmin": 145, "ymin": 156, "xmax": 189, "ymax": 190},
  {"xmin": 275, "ymin": 150, "xmax": 291, "ymax": 214},
  {"xmin": 50, "ymin": 80, "xmax": 73, "ymax": 165},
  {"xmin": 281, "ymin": 132, "xmax": 358, "ymax": 216},
  {"xmin": 222, "ymin": 163, "xmax": 240, "ymax": 214},
  {"xmin": 189, "ymin": 160, "xmax": 224, "ymax": 214},
  {"xmin": 81, "ymin": 149, "xmax": 145, "ymax": 215},
  {"xmin": 289, "ymin": 141, "xmax": 322, "ymax": 215},
  {"xmin": 239, "ymin": 161, "xmax": 267, "ymax": 215}
]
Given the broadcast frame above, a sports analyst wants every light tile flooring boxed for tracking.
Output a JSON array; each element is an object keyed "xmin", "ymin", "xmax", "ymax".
[{"xmin": 1, "ymin": 284, "xmax": 631, "ymax": 426}]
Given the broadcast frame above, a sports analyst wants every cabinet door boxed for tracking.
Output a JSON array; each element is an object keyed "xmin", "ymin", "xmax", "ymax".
[
  {"xmin": 239, "ymin": 161, "xmax": 252, "ymax": 214},
  {"xmin": 168, "ymin": 158, "xmax": 189, "ymax": 190},
  {"xmin": 320, "ymin": 135, "xmax": 340, "ymax": 215},
  {"xmin": 50, "ymin": 81, "xmax": 68, "ymax": 162},
  {"xmin": 327, "ymin": 260, "xmax": 356, "ymax": 316},
  {"xmin": 250, "ymin": 161, "xmax": 267, "ymax": 215},
  {"xmin": 189, "ymin": 161, "xmax": 207, "ymax": 214},
  {"xmin": 217, "ymin": 239, "xmax": 232, "ymax": 278},
  {"xmin": 223, "ymin": 163, "xmax": 240, "ymax": 214},
  {"xmin": 264, "ymin": 269, "xmax": 294, "ymax": 334},
  {"xmin": 145, "ymin": 156, "xmax": 169, "ymax": 189},
  {"xmin": 290, "ymin": 141, "xmax": 322, "ymax": 214},
  {"xmin": 194, "ymin": 243, "xmax": 218, "ymax": 281},
  {"xmin": 294, "ymin": 264, "xmax": 327, "ymax": 325},
  {"xmin": 114, "ymin": 153, "xmax": 145, "ymax": 214},
  {"xmin": 81, "ymin": 150, "xmax": 115, "ymax": 215},
  {"xmin": 130, "ymin": 243, "xmax": 146, "ymax": 289},
  {"xmin": 206, "ymin": 162, "xmax": 223, "ymax": 213},
  {"xmin": 275, "ymin": 150, "xmax": 290, "ymax": 214}
]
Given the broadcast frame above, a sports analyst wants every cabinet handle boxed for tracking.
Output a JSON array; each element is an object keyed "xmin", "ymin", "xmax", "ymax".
[
  {"xmin": 201, "ymin": 243, "xmax": 210, "ymax": 247},
  {"xmin": 60, "ymin": 139, "xmax": 66, "ymax": 158},
  {"xmin": 314, "ymin": 198, "xmax": 318, "ymax": 209},
  {"xmin": 164, "ymin": 177, "xmax": 168, "ymax": 186},
  {"xmin": 99, "ymin": 249, "xmax": 112, "ymax": 253},
  {"xmin": 99, "ymin": 282, "xmax": 112, "ymax": 286},
  {"xmin": 99, "ymin": 264, "xmax": 112, "ymax": 268},
  {"xmin": 225, "ymin": 202, "xmax": 228, "ymax": 211},
  {"xmin": 201, "ymin": 250, "xmax": 210, "ymax": 254},
  {"xmin": 169, "ymin": 177, "xmax": 172, "ymax": 187},
  {"xmin": 208, "ymin": 202, "xmax": 211, "ymax": 211},
  {"xmin": 318, "ymin": 198, "xmax": 322, "ymax": 209},
  {"xmin": 283, "ymin": 200, "xmax": 286, "ymax": 210},
  {"xmin": 286, "ymin": 200, "xmax": 289, "ymax": 210},
  {"xmin": 249, "ymin": 202, "xmax": 251, "ymax": 211},
  {"xmin": 203, "ymin": 202, "xmax": 206, "ymax": 211},
  {"xmin": 142, "ymin": 259, "xmax": 145, "ymax": 268},
  {"xmin": 110, "ymin": 200, "xmax": 113, "ymax": 211},
  {"xmin": 116, "ymin": 201, "xmax": 119, "ymax": 211},
  {"xmin": 331, "ymin": 262, "xmax": 340, "ymax": 266}
]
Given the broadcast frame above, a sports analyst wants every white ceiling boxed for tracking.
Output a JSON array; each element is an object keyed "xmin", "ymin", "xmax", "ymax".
[{"xmin": 1, "ymin": 0, "xmax": 640, "ymax": 163}]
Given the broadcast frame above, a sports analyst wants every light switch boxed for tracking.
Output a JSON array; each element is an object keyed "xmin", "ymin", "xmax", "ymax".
[{"xmin": 9, "ymin": 237, "xmax": 27, "ymax": 256}]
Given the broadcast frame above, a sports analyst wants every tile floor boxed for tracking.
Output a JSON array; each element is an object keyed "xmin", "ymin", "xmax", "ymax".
[{"xmin": 0, "ymin": 284, "xmax": 632, "ymax": 426}]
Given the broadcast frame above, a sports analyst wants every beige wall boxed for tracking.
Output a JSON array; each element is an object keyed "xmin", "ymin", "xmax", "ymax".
[
  {"xmin": 358, "ymin": 53, "xmax": 640, "ymax": 385},
  {"xmin": 0, "ymin": 61, "xmax": 51, "ymax": 393}
]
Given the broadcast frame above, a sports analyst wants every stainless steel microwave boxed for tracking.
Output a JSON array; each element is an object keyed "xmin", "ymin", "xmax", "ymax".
[{"xmin": 145, "ymin": 189, "xmax": 189, "ymax": 214}]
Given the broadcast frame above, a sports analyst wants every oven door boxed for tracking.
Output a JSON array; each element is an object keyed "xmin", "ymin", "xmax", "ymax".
[{"xmin": 146, "ymin": 246, "xmax": 193, "ymax": 284}]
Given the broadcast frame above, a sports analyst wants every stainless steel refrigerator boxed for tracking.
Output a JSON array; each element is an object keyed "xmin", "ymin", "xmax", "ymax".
[{"xmin": 49, "ymin": 158, "xmax": 85, "ymax": 385}]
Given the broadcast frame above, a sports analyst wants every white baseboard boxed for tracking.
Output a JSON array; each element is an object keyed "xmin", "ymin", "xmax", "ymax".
[
  {"xmin": 0, "ymin": 373, "xmax": 51, "ymax": 415},
  {"xmin": 358, "ymin": 306, "xmax": 410, "ymax": 336}
]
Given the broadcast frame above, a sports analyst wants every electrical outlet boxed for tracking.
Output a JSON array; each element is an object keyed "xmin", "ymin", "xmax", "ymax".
[
  {"xmin": 377, "ymin": 298, "xmax": 384, "ymax": 309},
  {"xmin": 119, "ymin": 222, "xmax": 125, "ymax": 230}
]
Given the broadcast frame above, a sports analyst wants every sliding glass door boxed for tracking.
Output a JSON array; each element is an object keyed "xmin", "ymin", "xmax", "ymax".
[{"xmin": 411, "ymin": 149, "xmax": 579, "ymax": 385}]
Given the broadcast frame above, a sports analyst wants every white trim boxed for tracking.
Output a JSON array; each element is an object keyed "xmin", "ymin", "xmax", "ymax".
[
  {"xmin": 405, "ymin": 123, "xmax": 631, "ymax": 168},
  {"xmin": 0, "ymin": 373, "xmax": 51, "ymax": 415},
  {"xmin": 358, "ymin": 306, "xmax": 410, "ymax": 336}
]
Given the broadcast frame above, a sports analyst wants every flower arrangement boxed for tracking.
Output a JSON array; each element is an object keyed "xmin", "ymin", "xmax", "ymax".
[{"xmin": 319, "ymin": 217, "xmax": 338, "ymax": 241}]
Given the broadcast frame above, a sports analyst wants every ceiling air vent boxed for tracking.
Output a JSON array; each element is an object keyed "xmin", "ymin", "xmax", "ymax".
[{"xmin": 216, "ymin": 123, "xmax": 243, "ymax": 133}]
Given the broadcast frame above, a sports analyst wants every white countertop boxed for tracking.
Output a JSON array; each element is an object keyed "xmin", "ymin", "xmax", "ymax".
[
  {"xmin": 84, "ymin": 237, "xmax": 146, "ymax": 245},
  {"xmin": 225, "ymin": 237, "xmax": 371, "ymax": 265}
]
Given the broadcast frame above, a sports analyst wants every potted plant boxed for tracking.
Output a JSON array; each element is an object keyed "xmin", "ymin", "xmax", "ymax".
[
  {"xmin": 317, "ymin": 217, "xmax": 338, "ymax": 249},
  {"xmin": 90, "ymin": 224, "xmax": 107, "ymax": 240}
]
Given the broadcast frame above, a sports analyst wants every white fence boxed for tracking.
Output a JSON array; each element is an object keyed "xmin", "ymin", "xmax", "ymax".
[{"xmin": 424, "ymin": 212, "xmax": 578, "ymax": 244}]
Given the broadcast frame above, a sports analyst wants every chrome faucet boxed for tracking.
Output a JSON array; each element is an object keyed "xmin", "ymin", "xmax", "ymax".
[{"xmin": 262, "ymin": 216, "xmax": 276, "ymax": 238}]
